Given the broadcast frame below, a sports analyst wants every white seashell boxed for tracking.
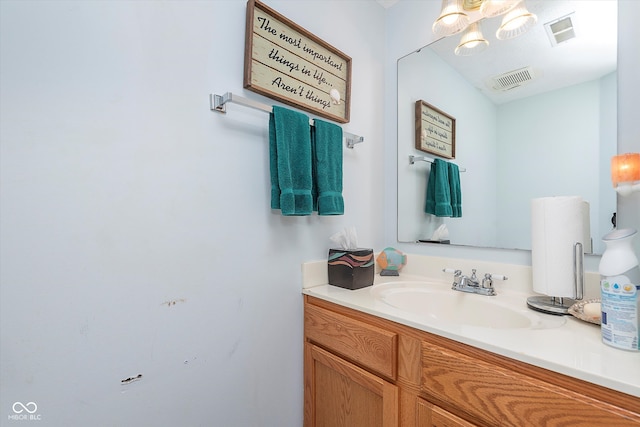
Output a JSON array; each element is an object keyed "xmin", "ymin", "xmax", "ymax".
[
  {"xmin": 329, "ymin": 88, "xmax": 341, "ymax": 105},
  {"xmin": 583, "ymin": 302, "xmax": 601, "ymax": 319}
]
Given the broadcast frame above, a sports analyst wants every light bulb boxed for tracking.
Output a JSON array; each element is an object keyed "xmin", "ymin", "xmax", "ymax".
[
  {"xmin": 433, "ymin": 0, "xmax": 470, "ymax": 37},
  {"xmin": 496, "ymin": 1, "xmax": 537, "ymax": 40}
]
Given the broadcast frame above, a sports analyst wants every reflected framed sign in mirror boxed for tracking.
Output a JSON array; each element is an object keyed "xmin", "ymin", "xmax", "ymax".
[{"xmin": 415, "ymin": 100, "xmax": 456, "ymax": 159}]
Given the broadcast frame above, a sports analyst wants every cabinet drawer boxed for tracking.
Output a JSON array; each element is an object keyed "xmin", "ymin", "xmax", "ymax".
[
  {"xmin": 421, "ymin": 342, "xmax": 640, "ymax": 426},
  {"xmin": 305, "ymin": 304, "xmax": 397, "ymax": 379},
  {"xmin": 416, "ymin": 398, "xmax": 477, "ymax": 427}
]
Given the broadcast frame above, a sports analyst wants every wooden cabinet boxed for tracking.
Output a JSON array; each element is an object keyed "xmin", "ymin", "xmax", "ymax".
[
  {"xmin": 304, "ymin": 296, "xmax": 640, "ymax": 427},
  {"xmin": 304, "ymin": 302, "xmax": 398, "ymax": 427},
  {"xmin": 420, "ymin": 342, "xmax": 640, "ymax": 426},
  {"xmin": 305, "ymin": 343, "xmax": 398, "ymax": 427}
]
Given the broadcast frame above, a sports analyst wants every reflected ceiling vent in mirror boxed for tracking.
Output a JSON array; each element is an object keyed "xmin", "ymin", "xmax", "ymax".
[
  {"xmin": 545, "ymin": 13, "xmax": 577, "ymax": 47},
  {"xmin": 489, "ymin": 66, "xmax": 536, "ymax": 91}
]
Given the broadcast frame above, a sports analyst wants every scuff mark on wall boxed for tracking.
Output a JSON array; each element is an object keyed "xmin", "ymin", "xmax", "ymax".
[
  {"xmin": 161, "ymin": 298, "xmax": 186, "ymax": 307},
  {"xmin": 228, "ymin": 339, "xmax": 241, "ymax": 358},
  {"xmin": 121, "ymin": 374, "xmax": 143, "ymax": 384}
]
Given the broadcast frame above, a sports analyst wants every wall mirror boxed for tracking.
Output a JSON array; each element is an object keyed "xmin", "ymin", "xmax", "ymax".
[{"xmin": 397, "ymin": 0, "xmax": 617, "ymax": 255}]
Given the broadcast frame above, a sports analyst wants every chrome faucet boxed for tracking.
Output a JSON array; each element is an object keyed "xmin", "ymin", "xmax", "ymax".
[{"xmin": 443, "ymin": 268, "xmax": 508, "ymax": 296}]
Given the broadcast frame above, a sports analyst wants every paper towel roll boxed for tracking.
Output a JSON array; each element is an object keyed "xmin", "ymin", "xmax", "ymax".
[{"xmin": 531, "ymin": 196, "xmax": 586, "ymax": 298}]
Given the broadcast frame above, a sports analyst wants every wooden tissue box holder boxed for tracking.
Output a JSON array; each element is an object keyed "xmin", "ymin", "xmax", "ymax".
[{"xmin": 327, "ymin": 248, "xmax": 375, "ymax": 290}]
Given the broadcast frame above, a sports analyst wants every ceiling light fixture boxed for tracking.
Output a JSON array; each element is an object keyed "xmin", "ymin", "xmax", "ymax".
[
  {"xmin": 455, "ymin": 22, "xmax": 489, "ymax": 56},
  {"xmin": 432, "ymin": 0, "xmax": 470, "ymax": 38},
  {"xmin": 496, "ymin": 1, "xmax": 538, "ymax": 40},
  {"xmin": 462, "ymin": 0, "xmax": 483, "ymax": 11},
  {"xmin": 432, "ymin": 0, "xmax": 537, "ymax": 56},
  {"xmin": 480, "ymin": 0, "xmax": 519, "ymax": 18}
]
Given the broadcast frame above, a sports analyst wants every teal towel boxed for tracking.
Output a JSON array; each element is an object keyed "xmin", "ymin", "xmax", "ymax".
[
  {"xmin": 448, "ymin": 162, "xmax": 462, "ymax": 217},
  {"xmin": 268, "ymin": 114, "xmax": 279, "ymax": 210},
  {"xmin": 269, "ymin": 106, "xmax": 313, "ymax": 216},
  {"xmin": 312, "ymin": 119, "xmax": 344, "ymax": 215},
  {"xmin": 425, "ymin": 158, "xmax": 453, "ymax": 217}
]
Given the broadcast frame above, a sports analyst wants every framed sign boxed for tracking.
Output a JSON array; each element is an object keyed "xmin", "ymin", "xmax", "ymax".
[
  {"xmin": 244, "ymin": 0, "xmax": 351, "ymax": 123},
  {"xmin": 415, "ymin": 100, "xmax": 456, "ymax": 159}
]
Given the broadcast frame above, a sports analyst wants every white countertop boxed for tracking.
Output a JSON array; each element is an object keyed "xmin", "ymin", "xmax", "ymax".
[{"xmin": 303, "ymin": 272, "xmax": 640, "ymax": 398}]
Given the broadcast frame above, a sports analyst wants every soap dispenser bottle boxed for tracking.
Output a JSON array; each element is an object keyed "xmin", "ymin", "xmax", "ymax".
[{"xmin": 599, "ymin": 228, "xmax": 640, "ymax": 351}]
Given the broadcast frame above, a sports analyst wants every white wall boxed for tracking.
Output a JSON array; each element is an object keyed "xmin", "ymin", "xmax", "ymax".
[
  {"xmin": 0, "ymin": 1, "xmax": 386, "ymax": 425},
  {"xmin": 598, "ymin": 72, "xmax": 619, "ymax": 249},
  {"xmin": 617, "ymin": 0, "xmax": 640, "ymax": 257}
]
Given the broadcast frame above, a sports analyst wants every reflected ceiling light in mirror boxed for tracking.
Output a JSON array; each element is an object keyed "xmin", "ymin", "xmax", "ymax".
[
  {"xmin": 480, "ymin": 0, "xmax": 519, "ymax": 18},
  {"xmin": 612, "ymin": 153, "xmax": 640, "ymax": 196},
  {"xmin": 455, "ymin": 22, "xmax": 489, "ymax": 56},
  {"xmin": 496, "ymin": 1, "xmax": 538, "ymax": 40},
  {"xmin": 433, "ymin": 0, "xmax": 470, "ymax": 37}
]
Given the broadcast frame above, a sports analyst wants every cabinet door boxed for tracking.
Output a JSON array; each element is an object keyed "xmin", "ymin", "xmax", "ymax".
[
  {"xmin": 416, "ymin": 399, "xmax": 477, "ymax": 427},
  {"xmin": 305, "ymin": 343, "xmax": 398, "ymax": 427}
]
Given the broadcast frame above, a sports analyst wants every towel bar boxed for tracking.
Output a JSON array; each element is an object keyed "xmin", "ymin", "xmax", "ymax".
[
  {"xmin": 210, "ymin": 92, "xmax": 364, "ymax": 149},
  {"xmin": 409, "ymin": 155, "xmax": 466, "ymax": 172}
]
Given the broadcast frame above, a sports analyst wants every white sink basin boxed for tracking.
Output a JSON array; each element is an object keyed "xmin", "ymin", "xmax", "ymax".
[{"xmin": 371, "ymin": 281, "xmax": 566, "ymax": 330}]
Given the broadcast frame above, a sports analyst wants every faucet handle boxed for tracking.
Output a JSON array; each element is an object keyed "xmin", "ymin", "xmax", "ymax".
[
  {"xmin": 482, "ymin": 273, "xmax": 508, "ymax": 289},
  {"xmin": 443, "ymin": 268, "xmax": 462, "ymax": 276}
]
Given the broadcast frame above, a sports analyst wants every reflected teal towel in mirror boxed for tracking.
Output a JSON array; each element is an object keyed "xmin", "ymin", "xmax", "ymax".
[
  {"xmin": 269, "ymin": 106, "xmax": 313, "ymax": 216},
  {"xmin": 425, "ymin": 158, "xmax": 453, "ymax": 217},
  {"xmin": 312, "ymin": 119, "xmax": 344, "ymax": 215},
  {"xmin": 448, "ymin": 162, "xmax": 462, "ymax": 217}
]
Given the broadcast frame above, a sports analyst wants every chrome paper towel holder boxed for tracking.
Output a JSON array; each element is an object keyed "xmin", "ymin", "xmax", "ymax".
[{"xmin": 527, "ymin": 242, "xmax": 584, "ymax": 315}]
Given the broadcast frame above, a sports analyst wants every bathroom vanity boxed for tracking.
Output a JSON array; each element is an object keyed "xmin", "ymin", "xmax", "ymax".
[{"xmin": 302, "ymin": 257, "xmax": 640, "ymax": 426}]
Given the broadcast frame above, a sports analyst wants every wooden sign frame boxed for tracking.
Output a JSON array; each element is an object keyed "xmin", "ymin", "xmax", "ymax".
[
  {"xmin": 244, "ymin": 0, "xmax": 352, "ymax": 123},
  {"xmin": 415, "ymin": 100, "xmax": 456, "ymax": 159}
]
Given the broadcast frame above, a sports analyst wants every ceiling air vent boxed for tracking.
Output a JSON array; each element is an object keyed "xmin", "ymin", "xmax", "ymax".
[
  {"xmin": 545, "ymin": 13, "xmax": 577, "ymax": 47},
  {"xmin": 490, "ymin": 67, "xmax": 536, "ymax": 91}
]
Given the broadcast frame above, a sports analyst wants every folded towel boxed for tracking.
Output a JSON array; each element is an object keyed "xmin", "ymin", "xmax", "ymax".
[
  {"xmin": 448, "ymin": 162, "xmax": 462, "ymax": 217},
  {"xmin": 269, "ymin": 106, "xmax": 313, "ymax": 216},
  {"xmin": 312, "ymin": 119, "xmax": 344, "ymax": 215},
  {"xmin": 425, "ymin": 158, "xmax": 452, "ymax": 217}
]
